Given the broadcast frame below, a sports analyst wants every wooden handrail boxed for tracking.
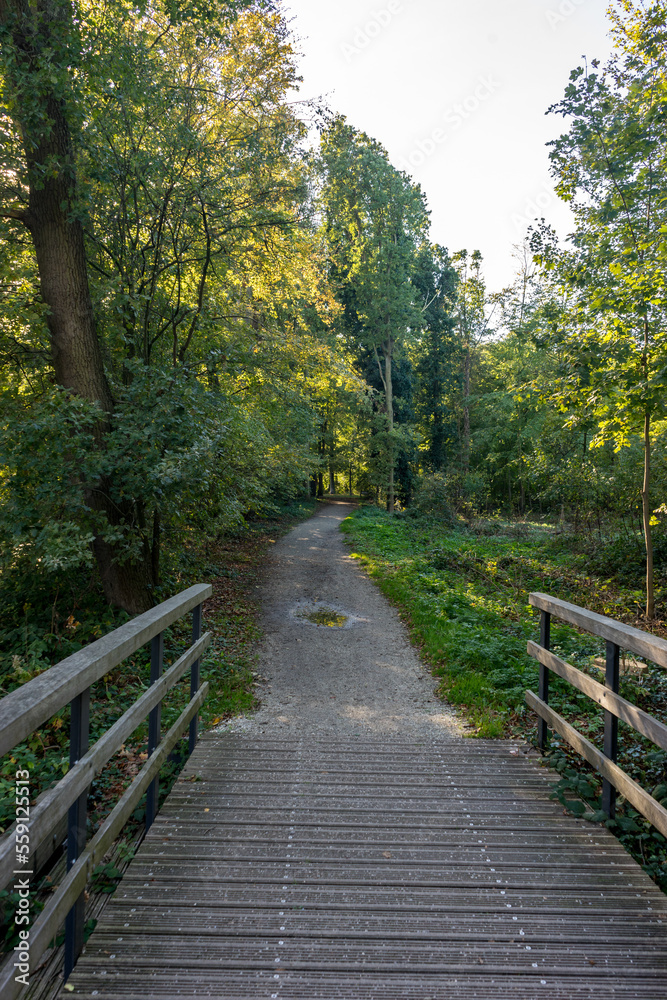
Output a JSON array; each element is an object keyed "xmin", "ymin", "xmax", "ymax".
[
  {"xmin": 526, "ymin": 591, "xmax": 667, "ymax": 836},
  {"xmin": 0, "ymin": 682, "xmax": 208, "ymax": 1000},
  {"xmin": 529, "ymin": 592, "xmax": 667, "ymax": 668},
  {"xmin": 0, "ymin": 632, "xmax": 211, "ymax": 893},
  {"xmin": 0, "ymin": 584, "xmax": 212, "ymax": 995},
  {"xmin": 0, "ymin": 583, "xmax": 211, "ymax": 757},
  {"xmin": 525, "ymin": 691, "xmax": 667, "ymax": 838},
  {"xmin": 527, "ymin": 641, "xmax": 667, "ymax": 751}
]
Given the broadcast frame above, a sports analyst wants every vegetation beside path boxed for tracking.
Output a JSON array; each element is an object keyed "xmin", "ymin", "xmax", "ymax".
[{"xmin": 342, "ymin": 505, "xmax": 667, "ymax": 892}]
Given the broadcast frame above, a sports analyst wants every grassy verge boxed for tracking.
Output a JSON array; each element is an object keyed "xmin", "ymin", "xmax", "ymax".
[{"xmin": 341, "ymin": 504, "xmax": 667, "ymax": 891}]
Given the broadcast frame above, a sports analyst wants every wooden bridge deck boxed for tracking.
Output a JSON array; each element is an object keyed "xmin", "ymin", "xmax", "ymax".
[{"xmin": 63, "ymin": 734, "xmax": 667, "ymax": 999}]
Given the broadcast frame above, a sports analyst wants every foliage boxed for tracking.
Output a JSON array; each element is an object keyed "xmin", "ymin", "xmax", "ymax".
[
  {"xmin": 0, "ymin": 0, "xmax": 335, "ymax": 612},
  {"xmin": 529, "ymin": 1, "xmax": 667, "ymax": 618},
  {"xmin": 318, "ymin": 118, "xmax": 431, "ymax": 509}
]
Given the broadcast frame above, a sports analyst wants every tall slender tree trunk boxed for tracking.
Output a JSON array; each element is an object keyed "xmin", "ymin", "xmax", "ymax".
[
  {"xmin": 317, "ymin": 424, "xmax": 327, "ymax": 496},
  {"xmin": 151, "ymin": 509, "xmax": 161, "ymax": 587},
  {"xmin": 518, "ymin": 428, "xmax": 525, "ymax": 516},
  {"xmin": 329, "ymin": 426, "xmax": 336, "ymax": 494},
  {"xmin": 462, "ymin": 342, "xmax": 471, "ymax": 473},
  {"xmin": 642, "ymin": 407, "xmax": 655, "ymax": 620},
  {"xmin": 1, "ymin": 0, "xmax": 154, "ymax": 612},
  {"xmin": 641, "ymin": 317, "xmax": 655, "ymax": 621},
  {"xmin": 384, "ymin": 339, "xmax": 394, "ymax": 513}
]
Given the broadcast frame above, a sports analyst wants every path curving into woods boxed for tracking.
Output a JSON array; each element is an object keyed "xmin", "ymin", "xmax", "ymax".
[{"xmin": 223, "ymin": 500, "xmax": 464, "ymax": 740}]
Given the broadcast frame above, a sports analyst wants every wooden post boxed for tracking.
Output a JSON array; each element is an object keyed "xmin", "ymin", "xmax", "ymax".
[
  {"xmin": 146, "ymin": 631, "xmax": 164, "ymax": 831},
  {"xmin": 538, "ymin": 610, "xmax": 551, "ymax": 750},
  {"xmin": 189, "ymin": 604, "xmax": 202, "ymax": 755},
  {"xmin": 602, "ymin": 640, "xmax": 620, "ymax": 818},
  {"xmin": 64, "ymin": 687, "xmax": 90, "ymax": 980}
]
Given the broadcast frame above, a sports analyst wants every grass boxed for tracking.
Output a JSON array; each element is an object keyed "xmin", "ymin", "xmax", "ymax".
[{"xmin": 341, "ymin": 504, "xmax": 667, "ymax": 891}]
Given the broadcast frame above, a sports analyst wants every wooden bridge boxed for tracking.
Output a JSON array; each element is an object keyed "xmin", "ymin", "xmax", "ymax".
[
  {"xmin": 65, "ymin": 734, "xmax": 666, "ymax": 998},
  {"xmin": 1, "ymin": 587, "xmax": 667, "ymax": 999}
]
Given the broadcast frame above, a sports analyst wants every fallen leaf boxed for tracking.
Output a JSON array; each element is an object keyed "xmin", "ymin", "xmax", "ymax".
[{"xmin": 382, "ymin": 851, "xmax": 392, "ymax": 858}]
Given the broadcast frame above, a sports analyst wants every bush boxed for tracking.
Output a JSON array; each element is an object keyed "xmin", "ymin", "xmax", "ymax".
[
  {"xmin": 412, "ymin": 470, "xmax": 490, "ymax": 522},
  {"xmin": 411, "ymin": 473, "xmax": 457, "ymax": 523}
]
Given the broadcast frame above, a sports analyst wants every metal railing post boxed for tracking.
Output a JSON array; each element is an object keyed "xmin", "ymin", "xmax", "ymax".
[
  {"xmin": 146, "ymin": 631, "xmax": 164, "ymax": 831},
  {"xmin": 602, "ymin": 640, "xmax": 620, "ymax": 818},
  {"xmin": 538, "ymin": 610, "xmax": 551, "ymax": 750},
  {"xmin": 189, "ymin": 603, "xmax": 202, "ymax": 755},
  {"xmin": 64, "ymin": 686, "xmax": 90, "ymax": 981}
]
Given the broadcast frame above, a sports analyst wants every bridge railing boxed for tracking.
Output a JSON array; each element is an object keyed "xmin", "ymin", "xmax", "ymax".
[
  {"xmin": 526, "ymin": 591, "xmax": 667, "ymax": 837},
  {"xmin": 0, "ymin": 583, "xmax": 212, "ymax": 999}
]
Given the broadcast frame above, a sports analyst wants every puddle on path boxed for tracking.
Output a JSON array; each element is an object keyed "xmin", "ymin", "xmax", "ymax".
[
  {"xmin": 288, "ymin": 600, "xmax": 363, "ymax": 630},
  {"xmin": 297, "ymin": 607, "xmax": 348, "ymax": 628}
]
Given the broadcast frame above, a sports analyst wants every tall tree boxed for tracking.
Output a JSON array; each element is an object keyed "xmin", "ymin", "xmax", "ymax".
[
  {"xmin": 412, "ymin": 244, "xmax": 459, "ymax": 472},
  {"xmin": 0, "ymin": 0, "xmax": 151, "ymax": 609},
  {"xmin": 451, "ymin": 250, "xmax": 493, "ymax": 473},
  {"xmin": 320, "ymin": 119, "xmax": 429, "ymax": 511},
  {"xmin": 0, "ymin": 0, "xmax": 314, "ymax": 611},
  {"xmin": 534, "ymin": 0, "xmax": 667, "ymax": 618}
]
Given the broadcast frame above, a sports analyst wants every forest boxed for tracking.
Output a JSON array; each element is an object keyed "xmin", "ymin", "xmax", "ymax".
[
  {"xmin": 1, "ymin": 0, "xmax": 667, "ymax": 912},
  {"xmin": 1, "ymin": 0, "xmax": 666, "ymax": 635}
]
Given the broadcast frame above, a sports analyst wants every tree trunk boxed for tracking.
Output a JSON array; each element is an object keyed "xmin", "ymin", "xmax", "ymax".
[
  {"xmin": 508, "ymin": 471, "xmax": 512, "ymax": 512},
  {"xmin": 642, "ymin": 407, "xmax": 655, "ymax": 620},
  {"xmin": 640, "ymin": 315, "xmax": 655, "ymax": 621},
  {"xmin": 329, "ymin": 422, "xmax": 335, "ymax": 494},
  {"xmin": 151, "ymin": 508, "xmax": 161, "ymax": 588},
  {"xmin": 518, "ymin": 431, "xmax": 525, "ymax": 516},
  {"xmin": 462, "ymin": 343, "xmax": 471, "ymax": 473},
  {"xmin": 384, "ymin": 339, "xmax": 394, "ymax": 513},
  {"xmin": 2, "ymin": 0, "xmax": 153, "ymax": 613}
]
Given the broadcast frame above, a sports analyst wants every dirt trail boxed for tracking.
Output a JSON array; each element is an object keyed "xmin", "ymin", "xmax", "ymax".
[{"xmin": 221, "ymin": 502, "xmax": 464, "ymax": 739}]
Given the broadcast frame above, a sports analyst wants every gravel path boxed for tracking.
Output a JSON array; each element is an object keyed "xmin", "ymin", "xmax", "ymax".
[{"xmin": 220, "ymin": 502, "xmax": 465, "ymax": 739}]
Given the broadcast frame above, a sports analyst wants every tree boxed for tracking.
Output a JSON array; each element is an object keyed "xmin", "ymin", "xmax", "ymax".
[
  {"xmin": 451, "ymin": 250, "xmax": 494, "ymax": 473},
  {"xmin": 319, "ymin": 119, "xmax": 430, "ymax": 511},
  {"xmin": 412, "ymin": 244, "xmax": 459, "ymax": 472},
  {"xmin": 0, "ymin": 0, "xmax": 154, "ymax": 609},
  {"xmin": 534, "ymin": 0, "xmax": 667, "ymax": 618},
  {"xmin": 0, "ymin": 0, "xmax": 324, "ymax": 611}
]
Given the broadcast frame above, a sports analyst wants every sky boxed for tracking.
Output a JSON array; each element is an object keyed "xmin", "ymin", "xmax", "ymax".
[{"xmin": 283, "ymin": 0, "xmax": 614, "ymax": 293}]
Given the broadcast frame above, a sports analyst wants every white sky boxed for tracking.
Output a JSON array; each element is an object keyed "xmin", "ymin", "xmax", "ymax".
[{"xmin": 283, "ymin": 0, "xmax": 614, "ymax": 293}]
